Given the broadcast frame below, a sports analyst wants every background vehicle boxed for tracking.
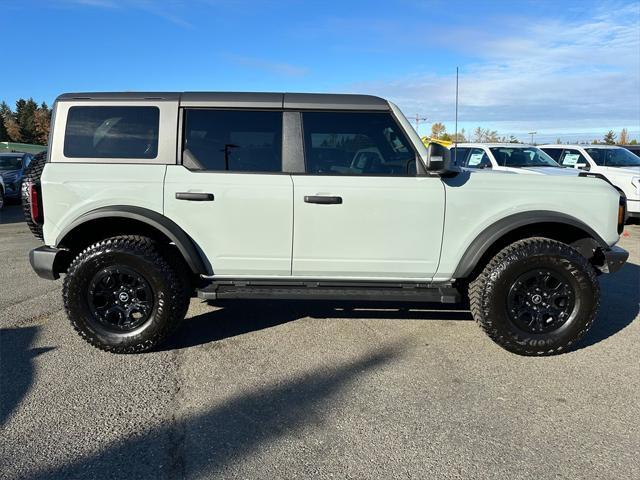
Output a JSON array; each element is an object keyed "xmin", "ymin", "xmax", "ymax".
[
  {"xmin": 26, "ymin": 92, "xmax": 627, "ymax": 356},
  {"xmin": 450, "ymin": 143, "xmax": 578, "ymax": 176},
  {"xmin": 0, "ymin": 173, "xmax": 5, "ymax": 210},
  {"xmin": 540, "ymin": 145, "xmax": 640, "ymax": 220},
  {"xmin": 0, "ymin": 152, "xmax": 34, "ymax": 200}
]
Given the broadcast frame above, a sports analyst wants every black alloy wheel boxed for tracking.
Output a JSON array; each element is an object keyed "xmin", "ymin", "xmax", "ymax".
[
  {"xmin": 87, "ymin": 266, "xmax": 154, "ymax": 332},
  {"xmin": 506, "ymin": 269, "xmax": 576, "ymax": 334}
]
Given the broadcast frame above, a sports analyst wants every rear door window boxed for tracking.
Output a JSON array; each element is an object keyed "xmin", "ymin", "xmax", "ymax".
[
  {"xmin": 64, "ymin": 106, "xmax": 159, "ymax": 159},
  {"xmin": 182, "ymin": 110, "xmax": 282, "ymax": 172}
]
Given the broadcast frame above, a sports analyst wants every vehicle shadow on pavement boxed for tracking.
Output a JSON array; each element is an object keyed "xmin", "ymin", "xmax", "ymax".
[
  {"xmin": 18, "ymin": 343, "xmax": 403, "ymax": 480},
  {"xmin": 0, "ymin": 204, "xmax": 26, "ymax": 225},
  {"xmin": 0, "ymin": 326, "xmax": 55, "ymax": 427},
  {"xmin": 576, "ymin": 261, "xmax": 640, "ymax": 350},
  {"xmin": 164, "ymin": 300, "xmax": 473, "ymax": 351}
]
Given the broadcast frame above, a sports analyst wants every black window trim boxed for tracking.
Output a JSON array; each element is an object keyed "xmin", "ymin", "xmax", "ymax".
[
  {"xmin": 299, "ymin": 109, "xmax": 421, "ymax": 178},
  {"xmin": 63, "ymin": 105, "xmax": 161, "ymax": 160}
]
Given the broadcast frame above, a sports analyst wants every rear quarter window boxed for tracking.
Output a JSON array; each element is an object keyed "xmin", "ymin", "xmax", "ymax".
[{"xmin": 64, "ymin": 106, "xmax": 160, "ymax": 159}]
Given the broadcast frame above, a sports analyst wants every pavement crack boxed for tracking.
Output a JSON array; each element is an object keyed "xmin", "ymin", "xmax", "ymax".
[{"xmin": 167, "ymin": 348, "xmax": 187, "ymax": 480}]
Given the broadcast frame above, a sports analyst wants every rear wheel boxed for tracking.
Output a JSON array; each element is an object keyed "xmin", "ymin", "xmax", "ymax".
[
  {"xmin": 469, "ymin": 237, "xmax": 599, "ymax": 355},
  {"xmin": 63, "ymin": 235, "xmax": 190, "ymax": 353}
]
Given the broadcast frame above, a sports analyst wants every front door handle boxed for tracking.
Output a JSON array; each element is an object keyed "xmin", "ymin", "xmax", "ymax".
[
  {"xmin": 175, "ymin": 192, "xmax": 215, "ymax": 201},
  {"xmin": 304, "ymin": 195, "xmax": 342, "ymax": 205}
]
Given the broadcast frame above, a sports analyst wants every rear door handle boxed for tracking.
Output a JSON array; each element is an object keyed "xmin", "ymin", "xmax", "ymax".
[
  {"xmin": 304, "ymin": 195, "xmax": 343, "ymax": 205},
  {"xmin": 175, "ymin": 192, "xmax": 215, "ymax": 201}
]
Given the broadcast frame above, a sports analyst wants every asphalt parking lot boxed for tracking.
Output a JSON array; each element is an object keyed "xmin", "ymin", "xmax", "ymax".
[{"xmin": 1, "ymin": 204, "xmax": 639, "ymax": 480}]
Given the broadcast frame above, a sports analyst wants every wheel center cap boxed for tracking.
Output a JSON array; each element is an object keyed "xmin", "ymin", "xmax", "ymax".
[
  {"xmin": 118, "ymin": 292, "xmax": 130, "ymax": 303},
  {"xmin": 531, "ymin": 294, "xmax": 542, "ymax": 304}
]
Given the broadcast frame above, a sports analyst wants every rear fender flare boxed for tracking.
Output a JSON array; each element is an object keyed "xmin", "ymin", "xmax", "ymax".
[{"xmin": 56, "ymin": 206, "xmax": 209, "ymax": 275}]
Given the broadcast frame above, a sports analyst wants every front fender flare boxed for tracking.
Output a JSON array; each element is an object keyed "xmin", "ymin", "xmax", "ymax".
[{"xmin": 452, "ymin": 210, "xmax": 609, "ymax": 278}]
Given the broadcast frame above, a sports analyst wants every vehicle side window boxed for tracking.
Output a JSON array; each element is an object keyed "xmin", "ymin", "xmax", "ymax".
[
  {"xmin": 559, "ymin": 149, "xmax": 587, "ymax": 167},
  {"xmin": 301, "ymin": 112, "xmax": 415, "ymax": 176},
  {"xmin": 465, "ymin": 148, "xmax": 491, "ymax": 168},
  {"xmin": 182, "ymin": 110, "xmax": 282, "ymax": 172},
  {"xmin": 450, "ymin": 147, "xmax": 470, "ymax": 166},
  {"xmin": 542, "ymin": 148, "xmax": 563, "ymax": 161},
  {"xmin": 64, "ymin": 106, "xmax": 159, "ymax": 159}
]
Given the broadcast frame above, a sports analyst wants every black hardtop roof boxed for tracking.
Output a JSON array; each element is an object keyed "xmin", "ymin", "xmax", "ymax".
[{"xmin": 55, "ymin": 92, "xmax": 390, "ymax": 110}]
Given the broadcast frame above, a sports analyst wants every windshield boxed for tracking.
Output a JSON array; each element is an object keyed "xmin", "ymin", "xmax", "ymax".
[
  {"xmin": 0, "ymin": 156, "xmax": 23, "ymax": 170},
  {"xmin": 489, "ymin": 147, "xmax": 560, "ymax": 168},
  {"xmin": 586, "ymin": 148, "xmax": 640, "ymax": 167}
]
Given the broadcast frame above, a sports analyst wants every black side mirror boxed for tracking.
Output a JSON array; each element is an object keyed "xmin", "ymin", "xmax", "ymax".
[{"xmin": 426, "ymin": 143, "xmax": 450, "ymax": 172}]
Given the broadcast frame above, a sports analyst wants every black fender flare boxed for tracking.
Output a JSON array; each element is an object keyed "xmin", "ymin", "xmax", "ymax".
[
  {"xmin": 452, "ymin": 210, "xmax": 609, "ymax": 278},
  {"xmin": 56, "ymin": 206, "xmax": 208, "ymax": 275}
]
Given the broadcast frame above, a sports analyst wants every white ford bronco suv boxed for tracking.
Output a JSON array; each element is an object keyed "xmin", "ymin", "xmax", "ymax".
[{"xmin": 25, "ymin": 92, "xmax": 628, "ymax": 356}]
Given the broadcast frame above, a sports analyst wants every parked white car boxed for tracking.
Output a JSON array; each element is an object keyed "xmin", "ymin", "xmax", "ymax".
[
  {"xmin": 540, "ymin": 145, "xmax": 640, "ymax": 220},
  {"xmin": 450, "ymin": 143, "xmax": 577, "ymax": 176}
]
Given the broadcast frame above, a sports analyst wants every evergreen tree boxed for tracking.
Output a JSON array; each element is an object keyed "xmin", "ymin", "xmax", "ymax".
[
  {"xmin": 0, "ymin": 101, "xmax": 9, "ymax": 142},
  {"xmin": 603, "ymin": 130, "xmax": 616, "ymax": 145},
  {"xmin": 16, "ymin": 98, "xmax": 39, "ymax": 144}
]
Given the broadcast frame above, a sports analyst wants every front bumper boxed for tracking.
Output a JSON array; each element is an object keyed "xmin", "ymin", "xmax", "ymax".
[
  {"xmin": 626, "ymin": 199, "xmax": 640, "ymax": 217},
  {"xmin": 600, "ymin": 245, "xmax": 629, "ymax": 274},
  {"xmin": 29, "ymin": 246, "xmax": 64, "ymax": 280}
]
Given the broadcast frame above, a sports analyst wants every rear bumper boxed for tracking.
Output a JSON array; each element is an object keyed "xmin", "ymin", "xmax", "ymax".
[
  {"xmin": 600, "ymin": 245, "xmax": 628, "ymax": 274},
  {"xmin": 29, "ymin": 246, "xmax": 63, "ymax": 280}
]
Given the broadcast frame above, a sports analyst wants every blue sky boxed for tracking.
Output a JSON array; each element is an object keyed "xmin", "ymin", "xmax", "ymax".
[{"xmin": 3, "ymin": 0, "xmax": 639, "ymax": 142}]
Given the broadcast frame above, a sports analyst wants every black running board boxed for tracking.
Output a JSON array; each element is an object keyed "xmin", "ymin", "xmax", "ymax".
[{"xmin": 197, "ymin": 279, "xmax": 460, "ymax": 303}]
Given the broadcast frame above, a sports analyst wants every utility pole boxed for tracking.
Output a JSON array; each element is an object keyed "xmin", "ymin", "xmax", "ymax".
[
  {"xmin": 411, "ymin": 114, "xmax": 428, "ymax": 135},
  {"xmin": 528, "ymin": 131, "xmax": 537, "ymax": 145}
]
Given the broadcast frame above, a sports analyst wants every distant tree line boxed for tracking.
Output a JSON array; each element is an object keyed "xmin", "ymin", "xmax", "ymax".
[
  {"xmin": 429, "ymin": 122, "xmax": 520, "ymax": 143},
  {"xmin": 0, "ymin": 98, "xmax": 52, "ymax": 145},
  {"xmin": 429, "ymin": 122, "xmax": 637, "ymax": 145}
]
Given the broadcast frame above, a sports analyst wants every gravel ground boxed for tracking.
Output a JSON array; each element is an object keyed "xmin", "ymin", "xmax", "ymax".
[{"xmin": 1, "ymin": 204, "xmax": 638, "ymax": 480}]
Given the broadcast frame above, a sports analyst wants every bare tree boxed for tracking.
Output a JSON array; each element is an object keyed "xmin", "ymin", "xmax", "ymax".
[
  {"xmin": 619, "ymin": 128, "xmax": 629, "ymax": 145},
  {"xmin": 431, "ymin": 122, "xmax": 446, "ymax": 139},
  {"xmin": 473, "ymin": 126, "xmax": 500, "ymax": 143}
]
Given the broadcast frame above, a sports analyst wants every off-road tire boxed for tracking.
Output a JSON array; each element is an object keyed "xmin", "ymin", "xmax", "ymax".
[
  {"xmin": 63, "ymin": 235, "xmax": 190, "ymax": 353},
  {"xmin": 469, "ymin": 237, "xmax": 599, "ymax": 356},
  {"xmin": 21, "ymin": 151, "xmax": 47, "ymax": 240}
]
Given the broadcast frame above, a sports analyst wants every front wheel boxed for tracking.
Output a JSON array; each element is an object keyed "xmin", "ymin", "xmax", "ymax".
[
  {"xmin": 63, "ymin": 235, "xmax": 191, "ymax": 353},
  {"xmin": 469, "ymin": 237, "xmax": 599, "ymax": 356}
]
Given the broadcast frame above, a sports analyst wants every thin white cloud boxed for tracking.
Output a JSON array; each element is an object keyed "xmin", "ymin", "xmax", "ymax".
[
  {"xmin": 61, "ymin": 0, "xmax": 193, "ymax": 28},
  {"xmin": 351, "ymin": 3, "xmax": 640, "ymax": 133},
  {"xmin": 223, "ymin": 54, "xmax": 309, "ymax": 78}
]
